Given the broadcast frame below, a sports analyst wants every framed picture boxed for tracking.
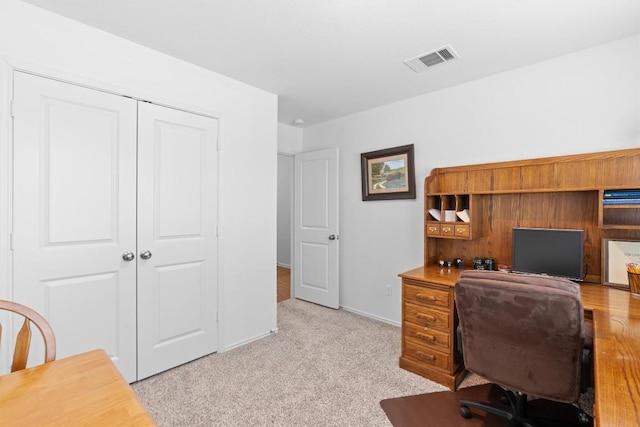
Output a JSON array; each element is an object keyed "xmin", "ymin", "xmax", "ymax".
[
  {"xmin": 360, "ymin": 144, "xmax": 416, "ymax": 201},
  {"xmin": 603, "ymin": 239, "xmax": 640, "ymax": 287}
]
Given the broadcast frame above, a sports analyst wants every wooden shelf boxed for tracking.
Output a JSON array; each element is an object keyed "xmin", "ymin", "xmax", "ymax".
[
  {"xmin": 601, "ymin": 225, "xmax": 640, "ymax": 230},
  {"xmin": 424, "ymin": 194, "xmax": 479, "ymax": 241},
  {"xmin": 423, "ymin": 149, "xmax": 640, "ymax": 284},
  {"xmin": 600, "ymin": 188, "xmax": 640, "ymax": 229}
]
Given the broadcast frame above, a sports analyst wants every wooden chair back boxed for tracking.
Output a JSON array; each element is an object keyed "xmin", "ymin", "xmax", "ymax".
[{"xmin": 0, "ymin": 300, "xmax": 56, "ymax": 372}]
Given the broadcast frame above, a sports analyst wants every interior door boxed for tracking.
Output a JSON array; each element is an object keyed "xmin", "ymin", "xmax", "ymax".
[
  {"xmin": 293, "ymin": 148, "xmax": 339, "ymax": 309},
  {"xmin": 136, "ymin": 102, "xmax": 219, "ymax": 379},
  {"xmin": 11, "ymin": 72, "xmax": 138, "ymax": 381}
]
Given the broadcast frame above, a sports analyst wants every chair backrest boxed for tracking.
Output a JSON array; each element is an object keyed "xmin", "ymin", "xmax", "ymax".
[
  {"xmin": 455, "ymin": 270, "xmax": 584, "ymax": 403},
  {"xmin": 0, "ymin": 300, "xmax": 56, "ymax": 372}
]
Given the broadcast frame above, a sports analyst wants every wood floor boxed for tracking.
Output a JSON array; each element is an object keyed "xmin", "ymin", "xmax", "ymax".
[{"xmin": 277, "ymin": 266, "xmax": 291, "ymax": 302}]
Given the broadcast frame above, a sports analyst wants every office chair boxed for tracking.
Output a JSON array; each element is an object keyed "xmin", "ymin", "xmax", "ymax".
[
  {"xmin": 455, "ymin": 270, "xmax": 592, "ymax": 426},
  {"xmin": 0, "ymin": 299, "xmax": 56, "ymax": 372}
]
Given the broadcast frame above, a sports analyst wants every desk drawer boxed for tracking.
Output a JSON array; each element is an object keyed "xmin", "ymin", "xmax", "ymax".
[
  {"xmin": 404, "ymin": 322, "xmax": 450, "ymax": 351},
  {"xmin": 440, "ymin": 224, "xmax": 454, "ymax": 236},
  {"xmin": 404, "ymin": 283, "xmax": 451, "ymax": 309},
  {"xmin": 454, "ymin": 224, "xmax": 470, "ymax": 238},
  {"xmin": 404, "ymin": 302, "xmax": 450, "ymax": 330},
  {"xmin": 404, "ymin": 340, "xmax": 450, "ymax": 370},
  {"xmin": 426, "ymin": 222, "xmax": 441, "ymax": 236}
]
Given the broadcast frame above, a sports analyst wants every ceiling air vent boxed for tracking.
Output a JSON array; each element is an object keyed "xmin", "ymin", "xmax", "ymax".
[{"xmin": 404, "ymin": 45, "xmax": 460, "ymax": 73}]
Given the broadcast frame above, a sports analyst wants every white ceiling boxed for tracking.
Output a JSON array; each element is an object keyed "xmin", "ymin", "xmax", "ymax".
[{"xmin": 23, "ymin": 0, "xmax": 640, "ymax": 127}]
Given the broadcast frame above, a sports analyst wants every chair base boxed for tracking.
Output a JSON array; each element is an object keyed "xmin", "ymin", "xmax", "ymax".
[
  {"xmin": 460, "ymin": 389, "xmax": 593, "ymax": 427},
  {"xmin": 460, "ymin": 389, "xmax": 535, "ymax": 427}
]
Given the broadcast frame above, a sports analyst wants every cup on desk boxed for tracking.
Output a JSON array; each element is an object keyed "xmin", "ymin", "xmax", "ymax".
[{"xmin": 628, "ymin": 272, "xmax": 640, "ymax": 296}]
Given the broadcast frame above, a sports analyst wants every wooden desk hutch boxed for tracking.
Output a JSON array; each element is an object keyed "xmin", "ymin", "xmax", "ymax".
[{"xmin": 399, "ymin": 148, "xmax": 640, "ymax": 391}]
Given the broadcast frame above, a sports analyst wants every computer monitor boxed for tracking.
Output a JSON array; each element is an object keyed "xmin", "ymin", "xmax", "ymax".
[{"xmin": 511, "ymin": 227, "xmax": 584, "ymax": 281}]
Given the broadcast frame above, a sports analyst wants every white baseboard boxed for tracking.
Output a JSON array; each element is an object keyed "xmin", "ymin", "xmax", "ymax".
[
  {"xmin": 222, "ymin": 328, "xmax": 278, "ymax": 353},
  {"xmin": 340, "ymin": 305, "xmax": 401, "ymax": 327}
]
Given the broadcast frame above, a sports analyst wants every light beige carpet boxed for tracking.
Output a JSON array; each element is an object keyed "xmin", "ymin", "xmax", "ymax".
[{"xmin": 132, "ymin": 298, "xmax": 486, "ymax": 426}]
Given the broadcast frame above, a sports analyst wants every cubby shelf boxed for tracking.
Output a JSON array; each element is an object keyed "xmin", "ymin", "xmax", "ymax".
[
  {"xmin": 425, "ymin": 194, "xmax": 479, "ymax": 239},
  {"xmin": 600, "ymin": 189, "xmax": 640, "ymax": 230}
]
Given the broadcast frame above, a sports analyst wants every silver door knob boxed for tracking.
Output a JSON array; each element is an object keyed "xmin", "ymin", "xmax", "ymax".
[
  {"xmin": 329, "ymin": 235, "xmax": 338, "ymax": 240},
  {"xmin": 122, "ymin": 252, "xmax": 135, "ymax": 262},
  {"xmin": 140, "ymin": 250, "xmax": 152, "ymax": 260}
]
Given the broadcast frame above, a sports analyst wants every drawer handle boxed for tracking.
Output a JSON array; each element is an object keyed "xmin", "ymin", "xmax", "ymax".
[
  {"xmin": 428, "ymin": 226, "xmax": 438, "ymax": 232},
  {"xmin": 442, "ymin": 227, "xmax": 451, "ymax": 232},
  {"xmin": 416, "ymin": 351, "xmax": 436, "ymax": 361},
  {"xmin": 416, "ymin": 332, "xmax": 436, "ymax": 342},
  {"xmin": 417, "ymin": 313, "xmax": 437, "ymax": 322},
  {"xmin": 416, "ymin": 294, "xmax": 437, "ymax": 302},
  {"xmin": 456, "ymin": 228, "xmax": 465, "ymax": 234}
]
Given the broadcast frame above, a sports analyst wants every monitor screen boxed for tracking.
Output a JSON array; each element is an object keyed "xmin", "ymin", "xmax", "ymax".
[{"xmin": 511, "ymin": 227, "xmax": 584, "ymax": 281}]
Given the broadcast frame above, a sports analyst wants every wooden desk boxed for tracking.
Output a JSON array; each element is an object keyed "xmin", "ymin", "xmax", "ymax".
[
  {"xmin": 0, "ymin": 349, "xmax": 156, "ymax": 426},
  {"xmin": 580, "ymin": 284, "xmax": 640, "ymax": 427},
  {"xmin": 399, "ymin": 266, "xmax": 640, "ymax": 427}
]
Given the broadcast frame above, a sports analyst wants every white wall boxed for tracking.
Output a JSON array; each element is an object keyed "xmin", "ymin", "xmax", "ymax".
[
  {"xmin": 303, "ymin": 35, "xmax": 640, "ymax": 325},
  {"xmin": 278, "ymin": 122, "xmax": 304, "ymax": 154},
  {"xmin": 0, "ymin": 0, "xmax": 278, "ymax": 350}
]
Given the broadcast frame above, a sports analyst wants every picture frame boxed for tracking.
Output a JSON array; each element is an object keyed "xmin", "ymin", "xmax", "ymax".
[
  {"xmin": 603, "ymin": 238, "xmax": 640, "ymax": 287},
  {"xmin": 360, "ymin": 144, "xmax": 416, "ymax": 201}
]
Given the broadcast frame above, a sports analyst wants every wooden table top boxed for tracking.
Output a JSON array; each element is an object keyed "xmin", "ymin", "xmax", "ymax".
[
  {"xmin": 399, "ymin": 266, "xmax": 640, "ymax": 426},
  {"xmin": 0, "ymin": 349, "xmax": 156, "ymax": 426},
  {"xmin": 580, "ymin": 284, "xmax": 640, "ymax": 427}
]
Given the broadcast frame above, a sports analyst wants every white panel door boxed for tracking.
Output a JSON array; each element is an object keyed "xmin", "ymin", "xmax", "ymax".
[
  {"xmin": 137, "ymin": 102, "xmax": 218, "ymax": 379},
  {"xmin": 12, "ymin": 72, "xmax": 138, "ymax": 381},
  {"xmin": 294, "ymin": 148, "xmax": 339, "ymax": 309}
]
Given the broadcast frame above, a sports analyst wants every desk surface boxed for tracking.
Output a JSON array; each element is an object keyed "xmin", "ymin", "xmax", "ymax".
[
  {"xmin": 400, "ymin": 266, "xmax": 640, "ymax": 427},
  {"xmin": 0, "ymin": 349, "xmax": 156, "ymax": 426},
  {"xmin": 580, "ymin": 284, "xmax": 640, "ymax": 427}
]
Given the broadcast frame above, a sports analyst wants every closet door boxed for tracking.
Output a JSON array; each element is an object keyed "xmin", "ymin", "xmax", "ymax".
[
  {"xmin": 136, "ymin": 102, "xmax": 218, "ymax": 379},
  {"xmin": 12, "ymin": 72, "xmax": 138, "ymax": 381}
]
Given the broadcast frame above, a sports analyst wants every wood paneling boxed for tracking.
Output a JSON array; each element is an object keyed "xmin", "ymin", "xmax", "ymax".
[
  {"xmin": 423, "ymin": 149, "xmax": 640, "ymax": 284},
  {"xmin": 428, "ymin": 148, "xmax": 640, "ymax": 194}
]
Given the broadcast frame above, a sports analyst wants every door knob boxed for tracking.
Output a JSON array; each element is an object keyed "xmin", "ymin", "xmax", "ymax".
[
  {"xmin": 328, "ymin": 235, "xmax": 339, "ymax": 241},
  {"xmin": 140, "ymin": 250, "xmax": 152, "ymax": 260},
  {"xmin": 122, "ymin": 252, "xmax": 135, "ymax": 262}
]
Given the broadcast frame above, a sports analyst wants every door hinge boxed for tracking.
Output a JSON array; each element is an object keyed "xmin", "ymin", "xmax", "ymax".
[
  {"xmin": 10, "ymin": 100, "xmax": 15, "ymax": 117},
  {"xmin": 9, "ymin": 233, "xmax": 13, "ymax": 250},
  {"xmin": 216, "ymin": 224, "xmax": 220, "ymax": 237}
]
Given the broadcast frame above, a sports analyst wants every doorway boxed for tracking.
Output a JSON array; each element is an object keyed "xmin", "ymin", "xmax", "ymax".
[
  {"xmin": 292, "ymin": 148, "xmax": 339, "ymax": 309},
  {"xmin": 277, "ymin": 266, "xmax": 291, "ymax": 302},
  {"xmin": 277, "ymin": 153, "xmax": 293, "ymax": 302}
]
